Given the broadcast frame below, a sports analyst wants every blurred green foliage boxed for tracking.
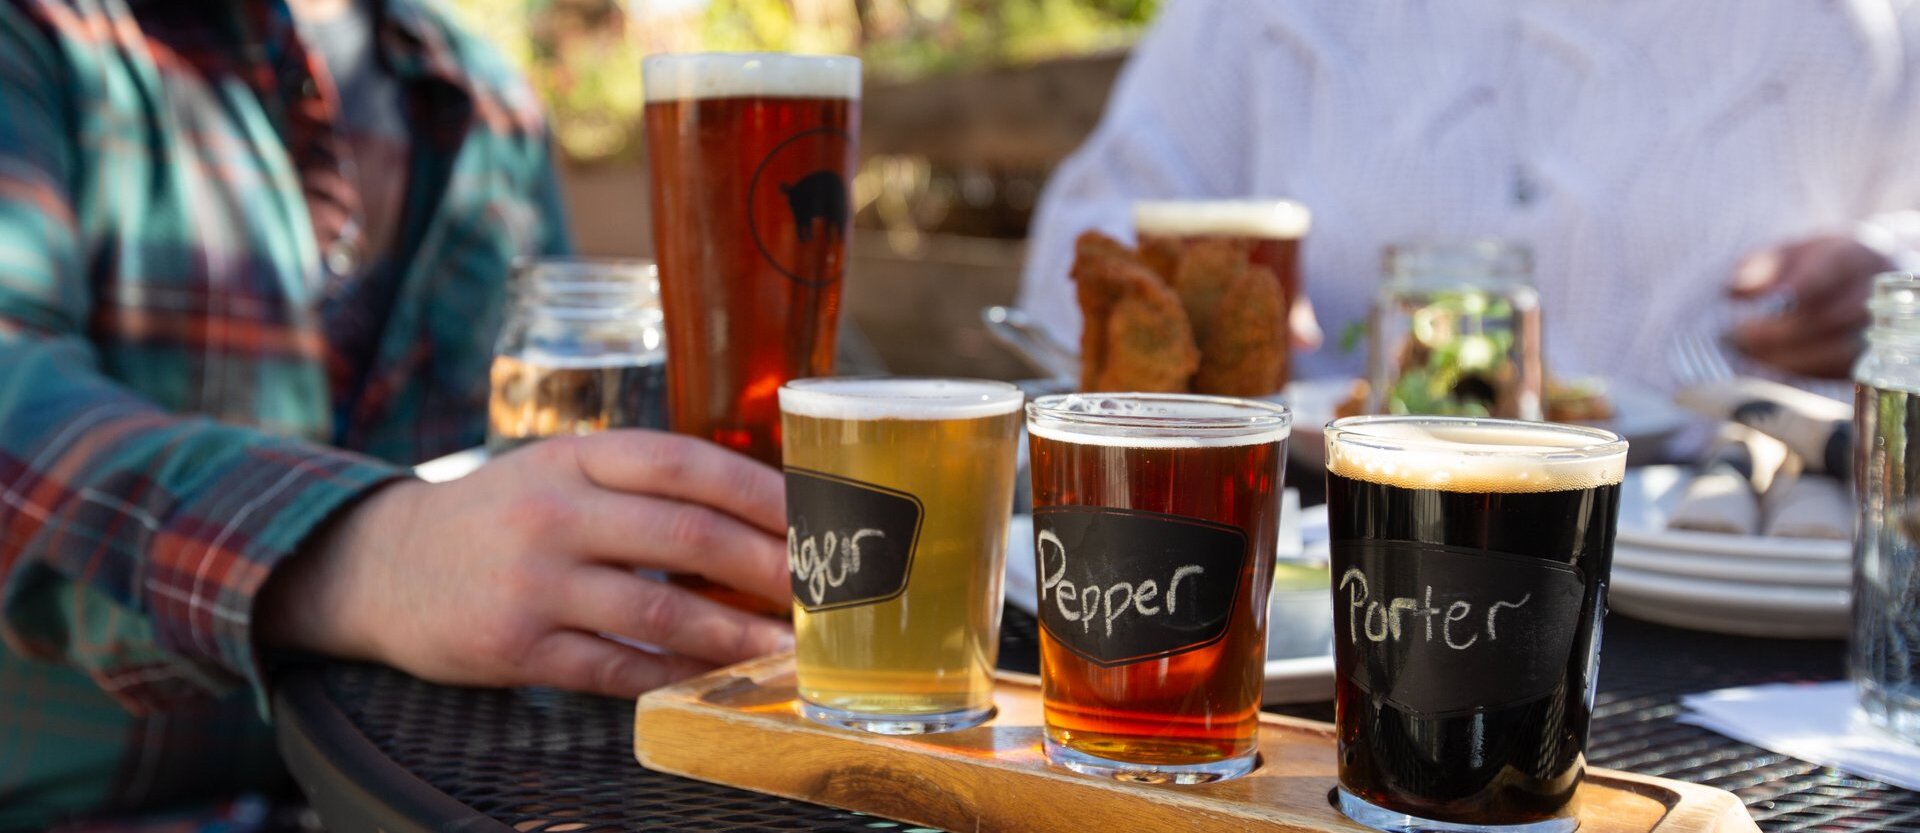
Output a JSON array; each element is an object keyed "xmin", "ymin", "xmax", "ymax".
[{"xmin": 446, "ymin": 0, "xmax": 1159, "ymax": 162}]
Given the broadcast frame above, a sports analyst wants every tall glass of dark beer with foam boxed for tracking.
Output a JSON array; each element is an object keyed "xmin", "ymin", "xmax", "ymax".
[
  {"xmin": 643, "ymin": 53, "xmax": 860, "ymax": 465},
  {"xmin": 1325, "ymin": 416, "xmax": 1625, "ymax": 833},
  {"xmin": 1027, "ymin": 393, "xmax": 1289, "ymax": 783}
]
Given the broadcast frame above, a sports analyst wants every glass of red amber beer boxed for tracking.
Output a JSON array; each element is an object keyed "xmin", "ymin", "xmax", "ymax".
[
  {"xmin": 1026, "ymin": 393, "xmax": 1289, "ymax": 783},
  {"xmin": 642, "ymin": 53, "xmax": 860, "ymax": 465},
  {"xmin": 1325, "ymin": 416, "xmax": 1626, "ymax": 833}
]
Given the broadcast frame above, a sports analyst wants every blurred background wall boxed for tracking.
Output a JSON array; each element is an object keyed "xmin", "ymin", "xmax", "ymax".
[{"xmin": 447, "ymin": 0, "xmax": 1161, "ymax": 378}]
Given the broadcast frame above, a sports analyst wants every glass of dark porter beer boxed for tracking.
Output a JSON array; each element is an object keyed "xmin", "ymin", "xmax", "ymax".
[
  {"xmin": 1027, "ymin": 394, "xmax": 1289, "ymax": 784},
  {"xmin": 1325, "ymin": 416, "xmax": 1625, "ymax": 833}
]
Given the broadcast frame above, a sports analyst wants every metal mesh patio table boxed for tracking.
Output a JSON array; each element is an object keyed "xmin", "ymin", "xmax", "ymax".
[{"xmin": 272, "ymin": 609, "xmax": 1920, "ymax": 832}]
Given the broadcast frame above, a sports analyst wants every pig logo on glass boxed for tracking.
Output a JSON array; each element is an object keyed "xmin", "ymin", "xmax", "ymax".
[{"xmin": 750, "ymin": 127, "xmax": 853, "ymax": 287}]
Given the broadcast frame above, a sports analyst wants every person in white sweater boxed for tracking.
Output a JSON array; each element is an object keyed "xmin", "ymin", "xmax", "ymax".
[{"xmin": 1018, "ymin": 0, "xmax": 1920, "ymax": 386}]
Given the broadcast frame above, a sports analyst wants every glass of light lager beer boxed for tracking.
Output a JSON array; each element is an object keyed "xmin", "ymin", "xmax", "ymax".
[
  {"xmin": 643, "ymin": 53, "xmax": 860, "ymax": 466},
  {"xmin": 1026, "ymin": 393, "xmax": 1289, "ymax": 783},
  {"xmin": 779, "ymin": 377, "xmax": 1023, "ymax": 734},
  {"xmin": 1325, "ymin": 416, "xmax": 1625, "ymax": 833}
]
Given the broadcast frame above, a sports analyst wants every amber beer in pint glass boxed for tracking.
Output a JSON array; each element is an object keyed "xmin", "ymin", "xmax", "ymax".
[
  {"xmin": 1325, "ymin": 417, "xmax": 1625, "ymax": 833},
  {"xmin": 1133, "ymin": 200, "xmax": 1310, "ymax": 390},
  {"xmin": 780, "ymin": 378, "xmax": 1022, "ymax": 733},
  {"xmin": 1026, "ymin": 394, "xmax": 1288, "ymax": 783},
  {"xmin": 643, "ymin": 53, "xmax": 860, "ymax": 465}
]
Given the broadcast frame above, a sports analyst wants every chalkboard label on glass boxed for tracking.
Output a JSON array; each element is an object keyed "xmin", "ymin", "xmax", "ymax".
[
  {"xmin": 785, "ymin": 468, "xmax": 924, "ymax": 612},
  {"xmin": 1033, "ymin": 506, "xmax": 1247, "ymax": 667},
  {"xmin": 1332, "ymin": 539, "xmax": 1587, "ymax": 718}
]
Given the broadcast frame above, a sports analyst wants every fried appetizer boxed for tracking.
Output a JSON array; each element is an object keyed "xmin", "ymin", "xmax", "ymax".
[
  {"xmin": 1193, "ymin": 265, "xmax": 1286, "ymax": 396},
  {"xmin": 1071, "ymin": 231, "xmax": 1200, "ymax": 391}
]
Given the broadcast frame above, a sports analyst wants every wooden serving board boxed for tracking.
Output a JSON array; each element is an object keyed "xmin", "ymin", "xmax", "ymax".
[{"xmin": 634, "ymin": 654, "xmax": 1758, "ymax": 833}]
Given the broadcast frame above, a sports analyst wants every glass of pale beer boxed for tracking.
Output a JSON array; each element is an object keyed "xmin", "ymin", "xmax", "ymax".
[
  {"xmin": 643, "ymin": 53, "xmax": 860, "ymax": 466},
  {"xmin": 1325, "ymin": 416, "xmax": 1625, "ymax": 833},
  {"xmin": 1026, "ymin": 393, "xmax": 1289, "ymax": 783},
  {"xmin": 779, "ymin": 377, "xmax": 1023, "ymax": 734}
]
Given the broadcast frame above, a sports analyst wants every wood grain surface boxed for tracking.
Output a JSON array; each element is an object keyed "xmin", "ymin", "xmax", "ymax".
[{"xmin": 635, "ymin": 654, "xmax": 1759, "ymax": 833}]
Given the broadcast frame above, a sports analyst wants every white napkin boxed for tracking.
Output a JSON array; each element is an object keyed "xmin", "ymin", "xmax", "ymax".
[{"xmin": 1679, "ymin": 681, "xmax": 1920, "ymax": 791}]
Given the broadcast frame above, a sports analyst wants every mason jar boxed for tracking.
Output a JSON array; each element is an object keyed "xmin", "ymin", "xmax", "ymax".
[
  {"xmin": 1367, "ymin": 241, "xmax": 1544, "ymax": 420},
  {"xmin": 487, "ymin": 258, "xmax": 668, "ymax": 453},
  {"xmin": 1852, "ymin": 271, "xmax": 1920, "ymax": 743}
]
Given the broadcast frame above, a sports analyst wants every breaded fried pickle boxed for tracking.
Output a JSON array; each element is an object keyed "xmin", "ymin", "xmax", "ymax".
[
  {"xmin": 1070, "ymin": 231, "xmax": 1200, "ymax": 391},
  {"xmin": 1193, "ymin": 264, "xmax": 1285, "ymax": 396},
  {"xmin": 1099, "ymin": 288, "xmax": 1202, "ymax": 392},
  {"xmin": 1171, "ymin": 237, "xmax": 1253, "ymax": 340},
  {"xmin": 1136, "ymin": 234, "xmax": 1184, "ymax": 284}
]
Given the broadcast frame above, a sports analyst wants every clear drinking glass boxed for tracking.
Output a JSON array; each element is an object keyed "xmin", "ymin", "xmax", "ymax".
[
  {"xmin": 1026, "ymin": 393, "xmax": 1289, "ymax": 783},
  {"xmin": 1326, "ymin": 416, "xmax": 1626, "ymax": 833},
  {"xmin": 1132, "ymin": 199, "xmax": 1311, "ymax": 392},
  {"xmin": 487, "ymin": 258, "xmax": 667, "ymax": 453},
  {"xmin": 1368, "ymin": 241, "xmax": 1543, "ymax": 420},
  {"xmin": 1853, "ymin": 271, "xmax": 1920, "ymax": 743},
  {"xmin": 779, "ymin": 377, "xmax": 1023, "ymax": 734},
  {"xmin": 643, "ymin": 53, "xmax": 861, "ymax": 466}
]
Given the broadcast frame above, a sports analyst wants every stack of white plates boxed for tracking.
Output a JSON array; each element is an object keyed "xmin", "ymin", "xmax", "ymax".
[{"xmin": 1610, "ymin": 465, "xmax": 1851, "ymax": 639}]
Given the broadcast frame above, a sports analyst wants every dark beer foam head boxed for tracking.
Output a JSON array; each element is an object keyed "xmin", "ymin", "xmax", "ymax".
[
  {"xmin": 1028, "ymin": 393, "xmax": 1291, "ymax": 448},
  {"xmin": 643, "ymin": 53, "xmax": 861, "ymax": 101},
  {"xmin": 1133, "ymin": 200, "xmax": 1311, "ymax": 239},
  {"xmin": 779, "ymin": 377, "xmax": 1022, "ymax": 421},
  {"xmin": 1326, "ymin": 417, "xmax": 1625, "ymax": 493}
]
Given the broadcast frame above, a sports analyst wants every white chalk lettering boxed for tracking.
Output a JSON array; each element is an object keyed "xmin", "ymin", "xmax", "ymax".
[
  {"xmin": 1168, "ymin": 565, "xmax": 1204, "ymax": 614},
  {"xmin": 788, "ymin": 526, "xmax": 886, "ymax": 606},
  {"xmin": 1037, "ymin": 529, "xmax": 1207, "ymax": 639},
  {"xmin": 1487, "ymin": 595, "xmax": 1530, "ymax": 640},
  {"xmin": 1103, "ymin": 584, "xmax": 1134, "ymax": 636},
  {"xmin": 1444, "ymin": 601, "xmax": 1478, "ymax": 649},
  {"xmin": 1056, "ymin": 581, "xmax": 1079, "ymax": 621},
  {"xmin": 1340, "ymin": 566, "xmax": 1531, "ymax": 652},
  {"xmin": 1134, "ymin": 580, "xmax": 1160, "ymax": 615}
]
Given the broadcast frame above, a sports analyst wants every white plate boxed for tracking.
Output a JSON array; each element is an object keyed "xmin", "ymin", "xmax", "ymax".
[
  {"xmin": 1608, "ymin": 566, "xmax": 1849, "ymax": 638},
  {"xmin": 1613, "ymin": 542, "xmax": 1851, "ymax": 587},
  {"xmin": 1607, "ymin": 464, "xmax": 1853, "ymax": 637},
  {"xmin": 1617, "ymin": 465, "xmax": 1850, "ymax": 563},
  {"xmin": 1282, "ymin": 377, "xmax": 1689, "ymax": 470},
  {"xmin": 1006, "ymin": 504, "xmax": 1336, "ymax": 705}
]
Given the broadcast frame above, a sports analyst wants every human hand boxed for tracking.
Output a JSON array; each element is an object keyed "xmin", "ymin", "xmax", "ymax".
[
  {"xmin": 259, "ymin": 431, "xmax": 793, "ymax": 698},
  {"xmin": 1726, "ymin": 234, "xmax": 1894, "ymax": 378}
]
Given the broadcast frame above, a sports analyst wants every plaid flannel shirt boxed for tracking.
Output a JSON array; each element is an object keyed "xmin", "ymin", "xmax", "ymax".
[{"xmin": 0, "ymin": 0, "xmax": 568, "ymax": 827}]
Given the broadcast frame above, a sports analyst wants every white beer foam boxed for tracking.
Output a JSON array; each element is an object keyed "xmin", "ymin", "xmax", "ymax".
[
  {"xmin": 1133, "ymin": 200, "xmax": 1311, "ymax": 239},
  {"xmin": 643, "ymin": 53, "xmax": 861, "ymax": 102},
  {"xmin": 510, "ymin": 349, "xmax": 661, "ymax": 369},
  {"xmin": 1327, "ymin": 420, "xmax": 1626, "ymax": 493},
  {"xmin": 1027, "ymin": 394, "xmax": 1292, "ymax": 449},
  {"xmin": 779, "ymin": 378, "xmax": 1022, "ymax": 421}
]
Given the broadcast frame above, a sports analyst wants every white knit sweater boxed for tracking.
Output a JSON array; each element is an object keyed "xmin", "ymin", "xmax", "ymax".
[{"xmin": 1017, "ymin": 0, "xmax": 1920, "ymax": 388}]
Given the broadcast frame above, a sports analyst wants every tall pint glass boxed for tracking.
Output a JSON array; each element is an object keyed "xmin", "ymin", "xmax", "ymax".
[
  {"xmin": 643, "ymin": 53, "xmax": 860, "ymax": 465},
  {"xmin": 1325, "ymin": 416, "xmax": 1625, "ymax": 833},
  {"xmin": 1132, "ymin": 200, "xmax": 1311, "ymax": 392},
  {"xmin": 1027, "ymin": 394, "xmax": 1289, "ymax": 783},
  {"xmin": 780, "ymin": 378, "xmax": 1023, "ymax": 733}
]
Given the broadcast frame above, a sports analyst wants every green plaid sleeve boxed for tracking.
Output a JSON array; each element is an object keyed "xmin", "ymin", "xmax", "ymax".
[{"xmin": 0, "ymin": 4, "xmax": 405, "ymax": 712}]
